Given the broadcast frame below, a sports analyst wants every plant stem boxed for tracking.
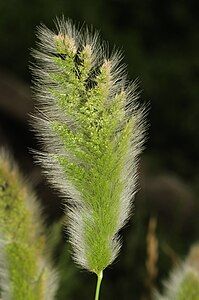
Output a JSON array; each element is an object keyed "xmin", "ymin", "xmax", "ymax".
[{"xmin": 95, "ymin": 271, "xmax": 103, "ymax": 300}]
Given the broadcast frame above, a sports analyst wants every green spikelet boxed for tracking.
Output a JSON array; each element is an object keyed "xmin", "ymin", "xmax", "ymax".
[
  {"xmin": 155, "ymin": 244, "xmax": 199, "ymax": 300},
  {"xmin": 31, "ymin": 18, "xmax": 146, "ymax": 279},
  {"xmin": 0, "ymin": 150, "xmax": 58, "ymax": 300}
]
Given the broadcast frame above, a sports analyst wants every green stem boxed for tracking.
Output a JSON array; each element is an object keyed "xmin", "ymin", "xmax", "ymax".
[{"xmin": 95, "ymin": 271, "xmax": 103, "ymax": 300}]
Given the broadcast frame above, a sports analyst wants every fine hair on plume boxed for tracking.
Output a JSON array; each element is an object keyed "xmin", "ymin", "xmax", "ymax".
[{"xmin": 31, "ymin": 16, "xmax": 146, "ymax": 299}]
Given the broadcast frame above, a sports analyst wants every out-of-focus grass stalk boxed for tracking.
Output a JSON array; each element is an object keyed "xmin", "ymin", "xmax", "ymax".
[
  {"xmin": 154, "ymin": 243, "xmax": 199, "ymax": 300},
  {"xmin": 0, "ymin": 149, "xmax": 57, "ymax": 300},
  {"xmin": 145, "ymin": 217, "xmax": 159, "ymax": 299}
]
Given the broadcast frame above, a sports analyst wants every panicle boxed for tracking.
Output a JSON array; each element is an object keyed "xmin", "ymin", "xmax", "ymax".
[{"xmin": 31, "ymin": 18, "xmax": 146, "ymax": 274}]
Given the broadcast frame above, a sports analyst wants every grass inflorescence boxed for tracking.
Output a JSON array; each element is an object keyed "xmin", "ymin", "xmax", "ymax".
[{"xmin": 31, "ymin": 18, "xmax": 146, "ymax": 297}]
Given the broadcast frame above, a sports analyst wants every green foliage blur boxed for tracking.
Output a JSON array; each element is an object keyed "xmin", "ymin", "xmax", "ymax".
[{"xmin": 0, "ymin": 1, "xmax": 198, "ymax": 299}]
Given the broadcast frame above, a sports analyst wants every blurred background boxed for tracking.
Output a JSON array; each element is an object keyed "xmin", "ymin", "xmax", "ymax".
[{"xmin": 0, "ymin": 0, "xmax": 198, "ymax": 299}]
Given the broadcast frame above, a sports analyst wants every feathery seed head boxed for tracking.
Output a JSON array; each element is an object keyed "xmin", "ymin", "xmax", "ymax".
[{"xmin": 31, "ymin": 18, "xmax": 146, "ymax": 275}]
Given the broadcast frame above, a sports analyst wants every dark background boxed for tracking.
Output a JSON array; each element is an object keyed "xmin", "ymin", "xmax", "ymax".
[{"xmin": 0, "ymin": 1, "xmax": 198, "ymax": 299}]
